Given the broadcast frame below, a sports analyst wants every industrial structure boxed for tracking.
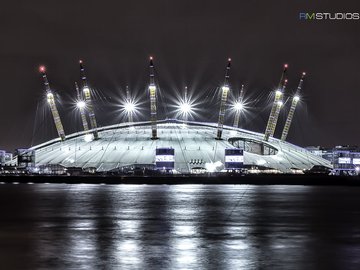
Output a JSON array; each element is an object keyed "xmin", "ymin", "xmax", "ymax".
[
  {"xmin": 233, "ymin": 84, "xmax": 244, "ymax": 129},
  {"xmin": 264, "ymin": 64, "xmax": 288, "ymax": 141},
  {"xmin": 148, "ymin": 56, "xmax": 158, "ymax": 140},
  {"xmin": 281, "ymin": 72, "xmax": 306, "ymax": 141},
  {"xmin": 40, "ymin": 66, "xmax": 66, "ymax": 141},
  {"xmin": 79, "ymin": 60, "xmax": 99, "ymax": 139},
  {"xmin": 1, "ymin": 58, "xmax": 333, "ymax": 175},
  {"xmin": 75, "ymin": 82, "xmax": 89, "ymax": 133},
  {"xmin": 216, "ymin": 58, "xmax": 231, "ymax": 140}
]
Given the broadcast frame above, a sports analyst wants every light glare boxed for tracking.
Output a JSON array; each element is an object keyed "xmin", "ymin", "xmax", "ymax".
[
  {"xmin": 222, "ymin": 86, "xmax": 230, "ymax": 92},
  {"xmin": 233, "ymin": 102, "xmax": 243, "ymax": 111},
  {"xmin": 77, "ymin": 101, "xmax": 86, "ymax": 109},
  {"xmin": 84, "ymin": 134, "xmax": 94, "ymax": 142},
  {"xmin": 124, "ymin": 101, "xmax": 136, "ymax": 113},
  {"xmin": 205, "ymin": 161, "xmax": 223, "ymax": 172},
  {"xmin": 179, "ymin": 102, "xmax": 192, "ymax": 114}
]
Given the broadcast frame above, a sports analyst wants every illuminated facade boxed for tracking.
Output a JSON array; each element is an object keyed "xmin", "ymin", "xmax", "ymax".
[
  {"xmin": 307, "ymin": 146, "xmax": 360, "ymax": 175},
  {"xmin": 31, "ymin": 120, "xmax": 331, "ymax": 174}
]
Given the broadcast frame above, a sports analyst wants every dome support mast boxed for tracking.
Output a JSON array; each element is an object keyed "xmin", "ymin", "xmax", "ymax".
[
  {"xmin": 40, "ymin": 66, "xmax": 66, "ymax": 141},
  {"xmin": 75, "ymin": 82, "xmax": 89, "ymax": 132},
  {"xmin": 79, "ymin": 60, "xmax": 99, "ymax": 139},
  {"xmin": 149, "ymin": 56, "xmax": 158, "ymax": 140},
  {"xmin": 216, "ymin": 58, "xmax": 232, "ymax": 140},
  {"xmin": 264, "ymin": 64, "xmax": 288, "ymax": 141},
  {"xmin": 281, "ymin": 72, "xmax": 306, "ymax": 141},
  {"xmin": 126, "ymin": 85, "xmax": 134, "ymax": 124},
  {"xmin": 233, "ymin": 84, "xmax": 244, "ymax": 128}
]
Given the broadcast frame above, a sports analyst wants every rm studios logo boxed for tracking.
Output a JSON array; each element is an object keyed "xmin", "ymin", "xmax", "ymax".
[{"xmin": 299, "ymin": 12, "xmax": 360, "ymax": 20}]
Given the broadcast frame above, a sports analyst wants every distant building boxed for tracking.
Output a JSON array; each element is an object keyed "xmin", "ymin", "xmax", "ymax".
[
  {"xmin": 0, "ymin": 150, "xmax": 14, "ymax": 166},
  {"xmin": 306, "ymin": 145, "xmax": 360, "ymax": 175},
  {"xmin": 15, "ymin": 149, "xmax": 35, "ymax": 168}
]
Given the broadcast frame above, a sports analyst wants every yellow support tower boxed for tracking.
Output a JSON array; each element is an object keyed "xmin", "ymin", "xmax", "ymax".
[
  {"xmin": 79, "ymin": 60, "xmax": 99, "ymax": 139},
  {"xmin": 40, "ymin": 66, "xmax": 66, "ymax": 141},
  {"xmin": 269, "ymin": 79, "xmax": 287, "ymax": 138},
  {"xmin": 149, "ymin": 57, "xmax": 158, "ymax": 140},
  {"xmin": 281, "ymin": 72, "xmax": 306, "ymax": 141},
  {"xmin": 216, "ymin": 58, "xmax": 232, "ymax": 140},
  {"xmin": 126, "ymin": 86, "xmax": 134, "ymax": 124},
  {"xmin": 75, "ymin": 82, "xmax": 89, "ymax": 132},
  {"xmin": 233, "ymin": 84, "xmax": 244, "ymax": 128},
  {"xmin": 264, "ymin": 64, "xmax": 288, "ymax": 141}
]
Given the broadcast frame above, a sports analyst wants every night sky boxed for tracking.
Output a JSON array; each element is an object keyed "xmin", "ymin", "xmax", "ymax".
[{"xmin": 0, "ymin": 0, "xmax": 359, "ymax": 151}]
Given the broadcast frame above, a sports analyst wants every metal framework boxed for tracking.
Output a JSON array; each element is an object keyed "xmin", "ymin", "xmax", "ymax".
[
  {"xmin": 270, "ymin": 78, "xmax": 287, "ymax": 137},
  {"xmin": 126, "ymin": 85, "xmax": 134, "ymax": 124},
  {"xmin": 264, "ymin": 64, "xmax": 288, "ymax": 141},
  {"xmin": 149, "ymin": 57, "xmax": 158, "ymax": 139},
  {"xmin": 79, "ymin": 60, "xmax": 99, "ymax": 139},
  {"xmin": 233, "ymin": 84, "xmax": 244, "ymax": 128},
  {"xmin": 281, "ymin": 72, "xmax": 306, "ymax": 141},
  {"xmin": 216, "ymin": 58, "xmax": 232, "ymax": 139},
  {"xmin": 183, "ymin": 86, "xmax": 189, "ymax": 122},
  {"xmin": 75, "ymin": 82, "xmax": 89, "ymax": 132},
  {"xmin": 40, "ymin": 66, "xmax": 66, "ymax": 141}
]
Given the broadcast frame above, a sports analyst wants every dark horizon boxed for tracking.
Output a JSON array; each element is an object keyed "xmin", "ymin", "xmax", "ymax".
[{"xmin": 0, "ymin": 1, "xmax": 359, "ymax": 151}]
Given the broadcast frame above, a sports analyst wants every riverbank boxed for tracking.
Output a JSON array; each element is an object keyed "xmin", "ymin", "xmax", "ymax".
[{"xmin": 1, "ymin": 174, "xmax": 360, "ymax": 185}]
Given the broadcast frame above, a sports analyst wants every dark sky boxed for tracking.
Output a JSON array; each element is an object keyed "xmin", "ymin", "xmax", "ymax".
[{"xmin": 0, "ymin": 0, "xmax": 359, "ymax": 151}]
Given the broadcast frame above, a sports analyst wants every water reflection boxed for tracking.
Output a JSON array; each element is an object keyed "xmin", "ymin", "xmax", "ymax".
[{"xmin": 0, "ymin": 184, "xmax": 360, "ymax": 269}]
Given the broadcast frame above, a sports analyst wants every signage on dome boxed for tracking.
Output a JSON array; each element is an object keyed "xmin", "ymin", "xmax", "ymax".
[
  {"xmin": 156, "ymin": 148, "xmax": 175, "ymax": 169},
  {"xmin": 225, "ymin": 148, "xmax": 244, "ymax": 169}
]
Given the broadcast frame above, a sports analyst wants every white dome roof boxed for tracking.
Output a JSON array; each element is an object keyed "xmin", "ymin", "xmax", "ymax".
[{"xmin": 31, "ymin": 119, "xmax": 331, "ymax": 173}]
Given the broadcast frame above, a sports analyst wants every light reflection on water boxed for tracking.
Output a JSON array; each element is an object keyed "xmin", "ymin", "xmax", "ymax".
[{"xmin": 0, "ymin": 184, "xmax": 360, "ymax": 269}]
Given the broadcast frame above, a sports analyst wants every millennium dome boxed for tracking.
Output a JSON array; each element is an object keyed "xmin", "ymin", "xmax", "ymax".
[
  {"xmin": 20, "ymin": 58, "xmax": 332, "ymax": 174},
  {"xmin": 31, "ymin": 119, "xmax": 331, "ymax": 173}
]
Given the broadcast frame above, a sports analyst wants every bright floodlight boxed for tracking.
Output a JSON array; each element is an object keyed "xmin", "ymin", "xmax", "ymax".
[
  {"xmin": 84, "ymin": 134, "xmax": 94, "ymax": 142},
  {"xmin": 179, "ymin": 102, "xmax": 192, "ymax": 114},
  {"xmin": 277, "ymin": 100, "xmax": 283, "ymax": 107},
  {"xmin": 76, "ymin": 101, "xmax": 86, "ymax": 109},
  {"xmin": 46, "ymin": 92, "xmax": 53, "ymax": 103},
  {"xmin": 233, "ymin": 102, "xmax": 244, "ymax": 111},
  {"xmin": 222, "ymin": 86, "xmax": 230, "ymax": 92},
  {"xmin": 294, "ymin": 95, "xmax": 300, "ymax": 101},
  {"xmin": 275, "ymin": 90, "xmax": 282, "ymax": 96},
  {"xmin": 124, "ymin": 101, "xmax": 136, "ymax": 113}
]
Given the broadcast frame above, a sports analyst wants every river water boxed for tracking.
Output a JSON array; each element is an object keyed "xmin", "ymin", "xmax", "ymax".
[{"xmin": 0, "ymin": 184, "xmax": 360, "ymax": 269}]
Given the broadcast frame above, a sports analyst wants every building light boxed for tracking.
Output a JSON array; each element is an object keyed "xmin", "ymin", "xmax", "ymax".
[
  {"xmin": 76, "ymin": 101, "xmax": 86, "ymax": 109},
  {"xmin": 222, "ymin": 86, "xmax": 230, "ymax": 92},
  {"xmin": 233, "ymin": 102, "xmax": 243, "ymax": 111},
  {"xmin": 124, "ymin": 101, "xmax": 136, "ymax": 113}
]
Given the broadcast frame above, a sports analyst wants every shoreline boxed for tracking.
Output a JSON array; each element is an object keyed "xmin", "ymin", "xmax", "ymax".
[{"xmin": 1, "ymin": 174, "xmax": 360, "ymax": 186}]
